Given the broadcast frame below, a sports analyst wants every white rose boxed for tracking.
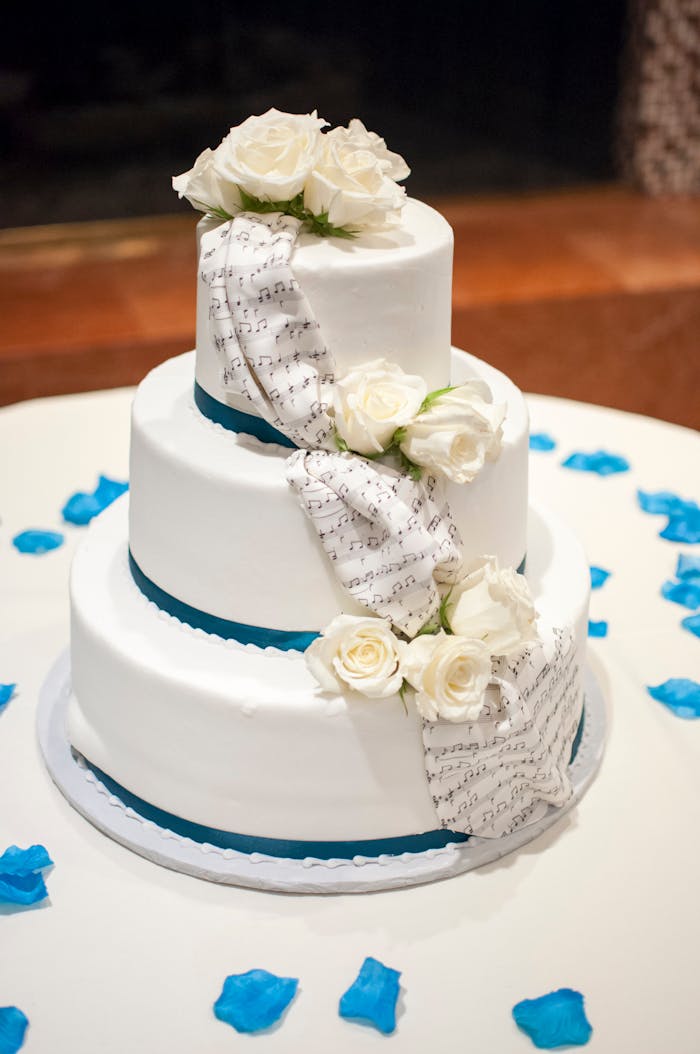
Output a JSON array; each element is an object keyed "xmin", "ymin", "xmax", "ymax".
[
  {"xmin": 445, "ymin": 556, "xmax": 538, "ymax": 657},
  {"xmin": 333, "ymin": 359, "xmax": 427, "ymax": 455},
  {"xmin": 304, "ymin": 125, "xmax": 408, "ymax": 230},
  {"xmin": 306, "ymin": 614, "xmax": 403, "ymax": 699},
  {"xmin": 344, "ymin": 119, "xmax": 411, "ymax": 181},
  {"xmin": 399, "ymin": 381, "xmax": 505, "ymax": 484},
  {"xmin": 172, "ymin": 147, "xmax": 242, "ymax": 216},
  {"xmin": 213, "ymin": 108, "xmax": 328, "ymax": 202},
  {"xmin": 402, "ymin": 632, "xmax": 492, "ymax": 722}
]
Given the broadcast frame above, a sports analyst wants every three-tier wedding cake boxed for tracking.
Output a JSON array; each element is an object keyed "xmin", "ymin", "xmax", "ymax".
[{"xmin": 65, "ymin": 110, "xmax": 590, "ymax": 874}]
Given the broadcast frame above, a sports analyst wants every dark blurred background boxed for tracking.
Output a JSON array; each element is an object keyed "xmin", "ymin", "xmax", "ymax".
[
  {"xmin": 1, "ymin": 1, "xmax": 629, "ymax": 227},
  {"xmin": 2, "ymin": 0, "xmax": 698, "ymax": 427}
]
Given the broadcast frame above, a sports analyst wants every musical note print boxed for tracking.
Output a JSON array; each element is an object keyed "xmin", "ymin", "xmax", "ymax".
[
  {"xmin": 286, "ymin": 451, "xmax": 463, "ymax": 636},
  {"xmin": 422, "ymin": 625, "xmax": 581, "ymax": 838},
  {"xmin": 202, "ymin": 211, "xmax": 336, "ymax": 449}
]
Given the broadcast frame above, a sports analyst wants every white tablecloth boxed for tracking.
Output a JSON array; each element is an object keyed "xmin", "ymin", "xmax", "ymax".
[{"xmin": 2, "ymin": 386, "xmax": 699, "ymax": 1053}]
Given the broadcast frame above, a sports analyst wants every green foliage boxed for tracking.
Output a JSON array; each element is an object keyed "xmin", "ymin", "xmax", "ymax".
[
  {"xmin": 438, "ymin": 588, "xmax": 454, "ymax": 634},
  {"xmin": 419, "ymin": 385, "xmax": 456, "ymax": 415},
  {"xmin": 236, "ymin": 189, "xmax": 357, "ymax": 238},
  {"xmin": 398, "ymin": 679, "xmax": 410, "ymax": 715}
]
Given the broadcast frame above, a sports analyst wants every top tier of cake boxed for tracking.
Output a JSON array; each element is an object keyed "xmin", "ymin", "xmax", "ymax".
[{"xmin": 194, "ymin": 198, "xmax": 454, "ymax": 410}]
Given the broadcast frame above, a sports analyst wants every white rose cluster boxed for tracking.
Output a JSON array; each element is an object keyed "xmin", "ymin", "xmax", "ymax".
[
  {"xmin": 172, "ymin": 109, "xmax": 410, "ymax": 232},
  {"xmin": 332, "ymin": 362, "xmax": 505, "ymax": 484},
  {"xmin": 306, "ymin": 558, "xmax": 538, "ymax": 724}
]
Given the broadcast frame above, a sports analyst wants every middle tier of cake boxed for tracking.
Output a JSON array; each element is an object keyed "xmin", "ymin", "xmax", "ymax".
[{"xmin": 128, "ymin": 349, "xmax": 529, "ymax": 634}]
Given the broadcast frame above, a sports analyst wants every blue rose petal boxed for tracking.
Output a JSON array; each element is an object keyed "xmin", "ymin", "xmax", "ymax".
[
  {"xmin": 561, "ymin": 451, "xmax": 630, "ymax": 476},
  {"xmin": 0, "ymin": 1007, "xmax": 29, "ymax": 1054},
  {"xmin": 636, "ymin": 489, "xmax": 694, "ymax": 516},
  {"xmin": 11, "ymin": 530, "xmax": 64, "ymax": 555},
  {"xmin": 0, "ymin": 845, "xmax": 53, "ymax": 906},
  {"xmin": 677, "ymin": 554, "xmax": 700, "ymax": 581},
  {"xmin": 0, "ymin": 684, "xmax": 16, "ymax": 710},
  {"xmin": 588, "ymin": 620, "xmax": 608, "ymax": 638},
  {"xmin": 589, "ymin": 566, "xmax": 611, "ymax": 590},
  {"xmin": 661, "ymin": 580, "xmax": 700, "ymax": 609},
  {"xmin": 512, "ymin": 988, "xmax": 592, "ymax": 1049},
  {"xmin": 529, "ymin": 433, "xmax": 557, "ymax": 452},
  {"xmin": 648, "ymin": 679, "xmax": 700, "ymax": 719},
  {"xmin": 637, "ymin": 492, "xmax": 700, "ymax": 544},
  {"xmin": 661, "ymin": 508, "xmax": 700, "ymax": 545},
  {"xmin": 339, "ymin": 956, "xmax": 401, "ymax": 1035},
  {"xmin": 213, "ymin": 969, "xmax": 298, "ymax": 1033},
  {"xmin": 62, "ymin": 475, "xmax": 128, "ymax": 526},
  {"xmin": 681, "ymin": 613, "xmax": 700, "ymax": 638}
]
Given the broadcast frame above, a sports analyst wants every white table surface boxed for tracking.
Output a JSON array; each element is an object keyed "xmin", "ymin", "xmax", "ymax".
[{"xmin": 1, "ymin": 385, "xmax": 699, "ymax": 1053}]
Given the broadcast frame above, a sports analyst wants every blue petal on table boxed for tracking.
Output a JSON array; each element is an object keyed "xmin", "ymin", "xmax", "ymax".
[
  {"xmin": 529, "ymin": 432, "xmax": 557, "ymax": 452},
  {"xmin": 0, "ymin": 1007, "xmax": 29, "ymax": 1054},
  {"xmin": 677, "ymin": 553, "xmax": 700, "ymax": 581},
  {"xmin": 0, "ymin": 684, "xmax": 16, "ymax": 710},
  {"xmin": 339, "ymin": 956, "xmax": 401, "ymax": 1035},
  {"xmin": 588, "ymin": 620, "xmax": 608, "ymax": 638},
  {"xmin": 561, "ymin": 450, "xmax": 630, "ymax": 476},
  {"xmin": 11, "ymin": 530, "xmax": 64, "ymax": 555},
  {"xmin": 61, "ymin": 475, "xmax": 128, "ymax": 526},
  {"xmin": 589, "ymin": 566, "xmax": 611, "ymax": 590},
  {"xmin": 647, "ymin": 679, "xmax": 700, "ymax": 719},
  {"xmin": 682, "ymin": 614, "xmax": 700, "ymax": 638},
  {"xmin": 661, "ymin": 579, "xmax": 700, "ymax": 609},
  {"xmin": 213, "ymin": 969, "xmax": 298, "ymax": 1033},
  {"xmin": 660, "ymin": 507, "xmax": 700, "ymax": 545},
  {"xmin": 0, "ymin": 845, "xmax": 53, "ymax": 906},
  {"xmin": 512, "ymin": 988, "xmax": 592, "ymax": 1049},
  {"xmin": 637, "ymin": 489, "xmax": 699, "ymax": 516}
]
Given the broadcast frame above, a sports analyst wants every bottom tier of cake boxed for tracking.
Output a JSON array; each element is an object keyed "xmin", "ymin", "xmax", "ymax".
[{"xmin": 67, "ymin": 495, "xmax": 589, "ymax": 845}]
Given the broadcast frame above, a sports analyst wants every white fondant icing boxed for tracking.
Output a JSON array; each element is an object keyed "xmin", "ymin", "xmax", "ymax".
[
  {"xmin": 128, "ymin": 349, "xmax": 528, "ymax": 631},
  {"xmin": 68, "ymin": 494, "xmax": 588, "ymax": 843},
  {"xmin": 195, "ymin": 198, "xmax": 454, "ymax": 409}
]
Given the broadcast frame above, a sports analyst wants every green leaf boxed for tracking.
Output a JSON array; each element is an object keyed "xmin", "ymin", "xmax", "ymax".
[
  {"xmin": 392, "ymin": 426, "xmax": 407, "ymax": 445},
  {"xmin": 238, "ymin": 187, "xmax": 293, "ymax": 215},
  {"xmin": 334, "ymin": 432, "xmax": 349, "ymax": 453},
  {"xmin": 438, "ymin": 588, "xmax": 454, "ymax": 634},
  {"xmin": 188, "ymin": 199, "xmax": 235, "ymax": 220},
  {"xmin": 398, "ymin": 450, "xmax": 423, "ymax": 481},
  {"xmin": 398, "ymin": 679, "xmax": 410, "ymax": 715},
  {"xmin": 419, "ymin": 385, "xmax": 457, "ymax": 414},
  {"xmin": 415, "ymin": 621, "xmax": 440, "ymax": 637}
]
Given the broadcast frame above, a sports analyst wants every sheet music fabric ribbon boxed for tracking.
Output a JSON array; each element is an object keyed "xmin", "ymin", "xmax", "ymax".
[
  {"xmin": 423, "ymin": 625, "xmax": 581, "ymax": 837},
  {"xmin": 204, "ymin": 212, "xmax": 336, "ymax": 450},
  {"xmin": 286, "ymin": 451, "xmax": 463, "ymax": 637}
]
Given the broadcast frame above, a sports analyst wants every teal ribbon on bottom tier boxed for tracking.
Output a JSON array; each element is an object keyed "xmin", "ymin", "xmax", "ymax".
[
  {"xmin": 128, "ymin": 551, "xmax": 320, "ymax": 652},
  {"xmin": 80, "ymin": 709, "xmax": 583, "ymax": 861}
]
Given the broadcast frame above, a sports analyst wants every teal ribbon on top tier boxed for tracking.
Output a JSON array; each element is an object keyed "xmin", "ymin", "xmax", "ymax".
[
  {"xmin": 129, "ymin": 551, "xmax": 319, "ymax": 652},
  {"xmin": 194, "ymin": 382, "xmax": 297, "ymax": 449}
]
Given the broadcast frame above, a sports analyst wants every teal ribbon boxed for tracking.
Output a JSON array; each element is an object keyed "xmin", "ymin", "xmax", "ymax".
[
  {"xmin": 129, "ymin": 551, "xmax": 319, "ymax": 652},
  {"xmin": 194, "ymin": 382, "xmax": 297, "ymax": 448}
]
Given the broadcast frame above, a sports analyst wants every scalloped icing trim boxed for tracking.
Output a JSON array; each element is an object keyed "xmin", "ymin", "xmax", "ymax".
[
  {"xmin": 187, "ymin": 390, "xmax": 293, "ymax": 456},
  {"xmin": 114, "ymin": 538, "xmax": 304, "ymax": 662},
  {"xmin": 74, "ymin": 753, "xmax": 464, "ymax": 870}
]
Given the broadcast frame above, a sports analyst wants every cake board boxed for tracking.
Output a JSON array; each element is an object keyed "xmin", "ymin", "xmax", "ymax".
[{"xmin": 37, "ymin": 650, "xmax": 606, "ymax": 895}]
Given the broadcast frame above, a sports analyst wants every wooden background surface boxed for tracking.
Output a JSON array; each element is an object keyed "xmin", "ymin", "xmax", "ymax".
[{"xmin": 1, "ymin": 186, "xmax": 698, "ymax": 428}]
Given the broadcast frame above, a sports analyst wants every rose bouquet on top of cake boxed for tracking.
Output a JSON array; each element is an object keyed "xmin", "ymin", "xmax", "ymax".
[{"xmin": 173, "ymin": 107, "xmax": 410, "ymax": 236}]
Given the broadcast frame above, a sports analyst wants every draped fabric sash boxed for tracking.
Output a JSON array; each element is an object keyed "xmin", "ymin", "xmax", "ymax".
[
  {"xmin": 203, "ymin": 212, "xmax": 336, "ymax": 450},
  {"xmin": 423, "ymin": 625, "xmax": 581, "ymax": 838},
  {"xmin": 286, "ymin": 450, "xmax": 463, "ymax": 637}
]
